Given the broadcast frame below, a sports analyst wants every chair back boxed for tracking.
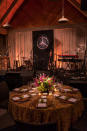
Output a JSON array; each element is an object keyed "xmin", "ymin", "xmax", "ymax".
[{"xmin": 0, "ymin": 81, "xmax": 9, "ymax": 101}]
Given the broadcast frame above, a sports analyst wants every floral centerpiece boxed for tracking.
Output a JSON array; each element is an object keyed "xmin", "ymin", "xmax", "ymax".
[{"xmin": 34, "ymin": 73, "xmax": 55, "ymax": 93}]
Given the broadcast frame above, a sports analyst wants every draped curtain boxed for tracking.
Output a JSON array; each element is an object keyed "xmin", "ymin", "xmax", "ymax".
[
  {"xmin": 54, "ymin": 28, "xmax": 87, "ymax": 68},
  {"xmin": 8, "ymin": 28, "xmax": 86, "ymax": 69},
  {"xmin": 8, "ymin": 30, "xmax": 32, "ymax": 69}
]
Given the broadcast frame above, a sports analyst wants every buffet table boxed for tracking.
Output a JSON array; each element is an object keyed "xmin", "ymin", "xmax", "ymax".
[{"xmin": 9, "ymin": 84, "xmax": 84, "ymax": 131}]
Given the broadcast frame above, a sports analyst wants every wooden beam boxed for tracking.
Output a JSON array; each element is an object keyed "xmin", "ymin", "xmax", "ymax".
[
  {"xmin": 0, "ymin": 27, "xmax": 8, "ymax": 35},
  {"xmin": 67, "ymin": 0, "xmax": 87, "ymax": 17},
  {"xmin": 0, "ymin": 0, "xmax": 18, "ymax": 24}
]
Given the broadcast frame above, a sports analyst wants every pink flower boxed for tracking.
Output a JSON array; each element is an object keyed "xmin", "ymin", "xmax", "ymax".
[{"xmin": 34, "ymin": 78, "xmax": 39, "ymax": 86}]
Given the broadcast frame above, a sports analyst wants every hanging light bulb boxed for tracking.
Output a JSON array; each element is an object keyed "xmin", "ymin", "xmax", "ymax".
[
  {"xmin": 3, "ymin": 0, "xmax": 11, "ymax": 28},
  {"xmin": 3, "ymin": 22, "xmax": 11, "ymax": 28},
  {"xmin": 58, "ymin": 0, "xmax": 69, "ymax": 23}
]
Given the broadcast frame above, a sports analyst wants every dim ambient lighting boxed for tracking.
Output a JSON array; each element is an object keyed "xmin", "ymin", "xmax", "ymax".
[{"xmin": 58, "ymin": 0, "xmax": 69, "ymax": 23}]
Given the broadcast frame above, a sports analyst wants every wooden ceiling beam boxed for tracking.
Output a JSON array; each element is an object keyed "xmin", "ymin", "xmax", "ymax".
[
  {"xmin": 67, "ymin": 0, "xmax": 87, "ymax": 17},
  {"xmin": 2, "ymin": 0, "xmax": 24, "ymax": 26},
  {"xmin": 0, "ymin": 27, "xmax": 8, "ymax": 35},
  {"xmin": 0, "ymin": 0, "xmax": 18, "ymax": 25}
]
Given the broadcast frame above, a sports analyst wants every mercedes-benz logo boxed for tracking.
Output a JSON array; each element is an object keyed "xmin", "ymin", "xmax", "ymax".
[{"xmin": 37, "ymin": 35, "xmax": 49, "ymax": 49}]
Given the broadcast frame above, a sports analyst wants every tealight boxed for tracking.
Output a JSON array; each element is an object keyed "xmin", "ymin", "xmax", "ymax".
[
  {"xmin": 39, "ymin": 93, "xmax": 41, "ymax": 96},
  {"xmin": 49, "ymin": 92, "xmax": 52, "ymax": 96},
  {"xmin": 54, "ymin": 88, "xmax": 57, "ymax": 92}
]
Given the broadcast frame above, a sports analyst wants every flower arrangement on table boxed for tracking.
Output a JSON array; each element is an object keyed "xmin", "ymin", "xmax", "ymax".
[{"xmin": 34, "ymin": 73, "xmax": 55, "ymax": 93}]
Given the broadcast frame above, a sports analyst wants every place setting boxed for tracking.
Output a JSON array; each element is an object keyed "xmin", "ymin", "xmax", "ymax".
[
  {"xmin": 57, "ymin": 94, "xmax": 79, "ymax": 104},
  {"xmin": 53, "ymin": 92, "xmax": 60, "ymax": 99},
  {"xmin": 37, "ymin": 98, "xmax": 48, "ymax": 109},
  {"xmin": 13, "ymin": 87, "xmax": 29, "ymax": 93},
  {"xmin": 30, "ymin": 93, "xmax": 37, "ymax": 97},
  {"xmin": 72, "ymin": 88, "xmax": 79, "ymax": 93},
  {"xmin": 11, "ymin": 94, "xmax": 31, "ymax": 103}
]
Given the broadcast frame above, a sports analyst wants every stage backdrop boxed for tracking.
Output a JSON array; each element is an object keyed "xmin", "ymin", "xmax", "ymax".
[
  {"xmin": 8, "ymin": 28, "xmax": 86, "ymax": 69},
  {"xmin": 33, "ymin": 30, "xmax": 54, "ymax": 70}
]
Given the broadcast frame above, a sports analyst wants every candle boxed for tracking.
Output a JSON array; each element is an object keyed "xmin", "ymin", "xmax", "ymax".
[
  {"xmin": 49, "ymin": 92, "xmax": 52, "ymax": 96},
  {"xmin": 54, "ymin": 88, "xmax": 57, "ymax": 92},
  {"xmin": 39, "ymin": 93, "xmax": 41, "ymax": 96}
]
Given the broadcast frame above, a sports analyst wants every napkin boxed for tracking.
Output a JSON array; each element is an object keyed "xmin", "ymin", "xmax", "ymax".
[
  {"xmin": 59, "ymin": 96, "xmax": 67, "ymax": 100},
  {"xmin": 21, "ymin": 89, "xmax": 28, "ymax": 92},
  {"xmin": 39, "ymin": 99, "xmax": 47, "ymax": 103},
  {"xmin": 29, "ymin": 90, "xmax": 34, "ymax": 93},
  {"xmin": 63, "ymin": 89, "xmax": 72, "ymax": 92},
  {"xmin": 53, "ymin": 85, "xmax": 56, "ymax": 87},
  {"xmin": 13, "ymin": 88, "xmax": 20, "ymax": 91},
  {"xmin": 41, "ymin": 96, "xmax": 47, "ymax": 99},
  {"xmin": 54, "ymin": 94, "xmax": 60, "ymax": 97},
  {"xmin": 31, "ymin": 93, "xmax": 36, "ymax": 96},
  {"xmin": 12, "ymin": 97, "xmax": 20, "ymax": 101},
  {"xmin": 37, "ymin": 103, "xmax": 47, "ymax": 108},
  {"xmin": 72, "ymin": 88, "xmax": 78, "ymax": 91},
  {"xmin": 68, "ymin": 98, "xmax": 77, "ymax": 103},
  {"xmin": 42, "ymin": 93, "xmax": 48, "ymax": 95},
  {"xmin": 32, "ymin": 88, "xmax": 36, "ymax": 90},
  {"xmin": 22, "ymin": 94, "xmax": 30, "ymax": 98}
]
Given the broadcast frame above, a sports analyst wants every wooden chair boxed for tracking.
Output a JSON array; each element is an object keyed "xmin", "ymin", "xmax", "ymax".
[
  {"xmin": 0, "ymin": 81, "xmax": 9, "ymax": 109},
  {"xmin": 71, "ymin": 112, "xmax": 87, "ymax": 131},
  {"xmin": 0, "ymin": 109, "xmax": 17, "ymax": 131},
  {"xmin": 16, "ymin": 121, "xmax": 58, "ymax": 131},
  {"xmin": 0, "ymin": 81, "xmax": 17, "ymax": 131},
  {"xmin": 71, "ymin": 98, "xmax": 87, "ymax": 131}
]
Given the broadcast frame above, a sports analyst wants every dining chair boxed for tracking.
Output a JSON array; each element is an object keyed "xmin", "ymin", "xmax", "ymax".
[
  {"xmin": 0, "ymin": 81, "xmax": 18, "ymax": 131},
  {"xmin": 71, "ymin": 98, "xmax": 87, "ymax": 131},
  {"xmin": 16, "ymin": 121, "xmax": 58, "ymax": 131},
  {"xmin": 0, "ymin": 109, "xmax": 17, "ymax": 131},
  {"xmin": 0, "ymin": 81, "xmax": 9, "ymax": 109},
  {"xmin": 71, "ymin": 111, "xmax": 87, "ymax": 131}
]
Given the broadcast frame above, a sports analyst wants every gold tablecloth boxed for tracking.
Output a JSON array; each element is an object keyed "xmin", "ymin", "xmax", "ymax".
[{"xmin": 9, "ymin": 85, "xmax": 84, "ymax": 131}]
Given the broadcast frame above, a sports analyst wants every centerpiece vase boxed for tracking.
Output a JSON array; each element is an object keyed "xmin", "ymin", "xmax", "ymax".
[{"xmin": 41, "ymin": 89, "xmax": 49, "ymax": 93}]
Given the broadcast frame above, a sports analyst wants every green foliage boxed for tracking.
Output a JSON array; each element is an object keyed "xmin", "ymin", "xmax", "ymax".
[{"xmin": 37, "ymin": 80, "xmax": 54, "ymax": 92}]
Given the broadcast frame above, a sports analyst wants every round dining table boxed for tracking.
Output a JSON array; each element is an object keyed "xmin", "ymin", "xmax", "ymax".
[{"xmin": 8, "ymin": 84, "xmax": 84, "ymax": 131}]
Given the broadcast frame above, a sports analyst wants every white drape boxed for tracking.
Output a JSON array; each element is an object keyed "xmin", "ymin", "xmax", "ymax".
[
  {"xmin": 8, "ymin": 28, "xmax": 86, "ymax": 69},
  {"xmin": 54, "ymin": 28, "xmax": 87, "ymax": 68},
  {"xmin": 8, "ymin": 30, "xmax": 32, "ymax": 69}
]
